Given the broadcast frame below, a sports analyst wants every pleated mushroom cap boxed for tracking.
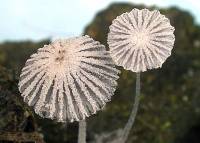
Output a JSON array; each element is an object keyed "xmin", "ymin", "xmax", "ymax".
[
  {"xmin": 108, "ymin": 8, "xmax": 175, "ymax": 72},
  {"xmin": 18, "ymin": 35, "xmax": 120, "ymax": 122}
]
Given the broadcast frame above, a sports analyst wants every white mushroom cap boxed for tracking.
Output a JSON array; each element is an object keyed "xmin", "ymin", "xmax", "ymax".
[
  {"xmin": 108, "ymin": 8, "xmax": 175, "ymax": 72},
  {"xmin": 18, "ymin": 35, "xmax": 120, "ymax": 122}
]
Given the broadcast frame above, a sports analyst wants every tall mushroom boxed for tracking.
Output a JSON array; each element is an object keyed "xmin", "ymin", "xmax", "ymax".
[
  {"xmin": 18, "ymin": 35, "xmax": 120, "ymax": 143},
  {"xmin": 108, "ymin": 8, "xmax": 175, "ymax": 143}
]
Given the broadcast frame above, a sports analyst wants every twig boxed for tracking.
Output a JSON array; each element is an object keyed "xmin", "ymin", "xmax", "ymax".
[{"xmin": 0, "ymin": 131, "xmax": 45, "ymax": 143}]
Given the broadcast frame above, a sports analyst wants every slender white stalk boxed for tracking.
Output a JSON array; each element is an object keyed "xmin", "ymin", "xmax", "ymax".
[
  {"xmin": 120, "ymin": 72, "xmax": 141, "ymax": 143},
  {"xmin": 78, "ymin": 120, "xmax": 87, "ymax": 143}
]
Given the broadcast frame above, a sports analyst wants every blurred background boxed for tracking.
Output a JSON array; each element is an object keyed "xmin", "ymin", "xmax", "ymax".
[{"xmin": 0, "ymin": 0, "xmax": 200, "ymax": 143}]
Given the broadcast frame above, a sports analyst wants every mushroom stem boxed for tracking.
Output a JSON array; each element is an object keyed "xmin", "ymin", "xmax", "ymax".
[
  {"xmin": 121, "ymin": 72, "xmax": 141, "ymax": 143},
  {"xmin": 78, "ymin": 120, "xmax": 87, "ymax": 143}
]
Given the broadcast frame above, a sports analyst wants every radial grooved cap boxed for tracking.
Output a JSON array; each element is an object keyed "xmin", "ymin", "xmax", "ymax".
[
  {"xmin": 18, "ymin": 35, "xmax": 120, "ymax": 122},
  {"xmin": 108, "ymin": 8, "xmax": 175, "ymax": 72}
]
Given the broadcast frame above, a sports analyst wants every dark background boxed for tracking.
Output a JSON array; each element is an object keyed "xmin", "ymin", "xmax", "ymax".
[{"xmin": 0, "ymin": 2, "xmax": 200, "ymax": 143}]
